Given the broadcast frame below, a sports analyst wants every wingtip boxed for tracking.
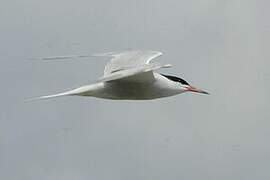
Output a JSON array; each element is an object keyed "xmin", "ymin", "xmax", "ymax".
[
  {"xmin": 24, "ymin": 96, "xmax": 53, "ymax": 102},
  {"xmin": 24, "ymin": 96, "xmax": 46, "ymax": 102},
  {"xmin": 163, "ymin": 64, "xmax": 172, "ymax": 68},
  {"xmin": 27, "ymin": 55, "xmax": 92, "ymax": 61},
  {"xmin": 24, "ymin": 93, "xmax": 68, "ymax": 102}
]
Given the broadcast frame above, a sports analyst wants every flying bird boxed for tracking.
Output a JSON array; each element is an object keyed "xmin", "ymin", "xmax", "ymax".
[{"xmin": 34, "ymin": 51, "xmax": 209, "ymax": 100}]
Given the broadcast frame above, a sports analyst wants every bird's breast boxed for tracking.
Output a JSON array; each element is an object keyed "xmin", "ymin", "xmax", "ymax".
[{"xmin": 92, "ymin": 77, "xmax": 180, "ymax": 100}]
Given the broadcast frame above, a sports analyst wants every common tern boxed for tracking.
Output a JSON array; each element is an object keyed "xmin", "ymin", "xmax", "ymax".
[{"xmin": 34, "ymin": 51, "xmax": 209, "ymax": 100}]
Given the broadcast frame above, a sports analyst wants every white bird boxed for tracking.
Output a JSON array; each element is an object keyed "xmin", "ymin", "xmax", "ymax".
[{"xmin": 34, "ymin": 51, "xmax": 209, "ymax": 100}]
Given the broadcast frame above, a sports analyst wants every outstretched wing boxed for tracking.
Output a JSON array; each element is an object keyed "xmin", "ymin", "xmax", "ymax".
[
  {"xmin": 99, "ymin": 63, "xmax": 172, "ymax": 82},
  {"xmin": 31, "ymin": 50, "xmax": 171, "ymax": 83},
  {"xmin": 96, "ymin": 51, "xmax": 171, "ymax": 83},
  {"xmin": 94, "ymin": 51, "xmax": 163, "ymax": 76}
]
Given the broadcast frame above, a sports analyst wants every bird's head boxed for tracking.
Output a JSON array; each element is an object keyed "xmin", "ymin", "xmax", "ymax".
[{"xmin": 162, "ymin": 74, "xmax": 209, "ymax": 95}]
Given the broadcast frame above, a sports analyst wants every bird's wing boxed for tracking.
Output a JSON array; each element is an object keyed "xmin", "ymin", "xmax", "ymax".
[
  {"xmin": 94, "ymin": 51, "xmax": 163, "ymax": 76},
  {"xmin": 28, "ymin": 85, "xmax": 95, "ymax": 100},
  {"xmin": 99, "ymin": 63, "xmax": 172, "ymax": 82},
  {"xmin": 29, "ymin": 55, "xmax": 92, "ymax": 61},
  {"xmin": 33, "ymin": 51, "xmax": 162, "ymax": 68},
  {"xmin": 30, "ymin": 50, "xmax": 171, "ymax": 83}
]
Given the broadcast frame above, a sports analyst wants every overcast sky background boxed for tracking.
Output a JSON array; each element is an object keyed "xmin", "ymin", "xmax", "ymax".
[{"xmin": 1, "ymin": 0, "xmax": 270, "ymax": 179}]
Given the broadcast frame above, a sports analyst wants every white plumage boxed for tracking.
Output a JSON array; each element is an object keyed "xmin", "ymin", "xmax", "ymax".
[{"xmin": 33, "ymin": 50, "xmax": 208, "ymax": 100}]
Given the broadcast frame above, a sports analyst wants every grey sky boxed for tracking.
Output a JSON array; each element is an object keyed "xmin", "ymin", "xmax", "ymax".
[{"xmin": 1, "ymin": 0, "xmax": 270, "ymax": 179}]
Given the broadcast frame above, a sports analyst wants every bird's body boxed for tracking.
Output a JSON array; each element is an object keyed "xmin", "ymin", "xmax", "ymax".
[
  {"xmin": 67, "ymin": 73, "xmax": 182, "ymax": 100},
  {"xmin": 35, "ymin": 51, "xmax": 208, "ymax": 100}
]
